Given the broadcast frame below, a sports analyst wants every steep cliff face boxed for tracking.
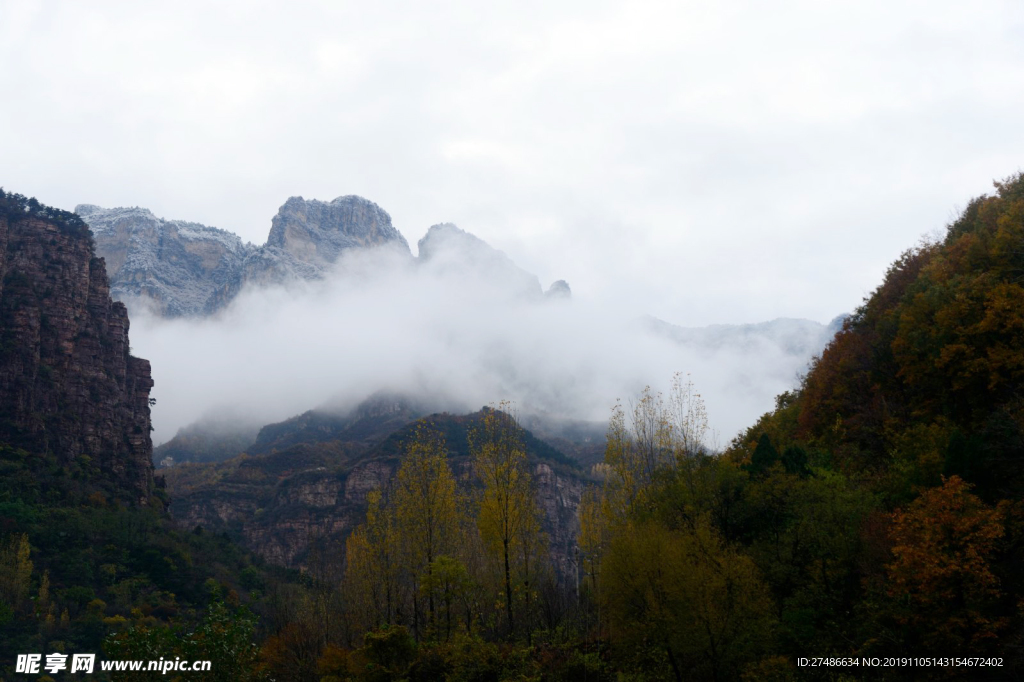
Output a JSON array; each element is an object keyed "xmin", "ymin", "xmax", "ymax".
[
  {"xmin": 170, "ymin": 453, "xmax": 395, "ymax": 566},
  {"xmin": 0, "ymin": 200, "xmax": 154, "ymax": 502}
]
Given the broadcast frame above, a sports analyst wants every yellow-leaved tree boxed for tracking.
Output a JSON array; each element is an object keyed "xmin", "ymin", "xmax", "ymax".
[
  {"xmin": 604, "ymin": 373, "xmax": 709, "ymax": 519},
  {"xmin": 393, "ymin": 426, "xmax": 462, "ymax": 639},
  {"xmin": 471, "ymin": 404, "xmax": 544, "ymax": 641},
  {"xmin": 577, "ymin": 487, "xmax": 607, "ymax": 599},
  {"xmin": 345, "ymin": 489, "xmax": 402, "ymax": 632}
]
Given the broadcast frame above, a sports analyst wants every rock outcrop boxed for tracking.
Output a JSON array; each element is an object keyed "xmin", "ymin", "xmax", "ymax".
[
  {"xmin": 80, "ymin": 196, "xmax": 412, "ymax": 317},
  {"xmin": 0, "ymin": 194, "xmax": 154, "ymax": 502},
  {"xmin": 80, "ymin": 196, "xmax": 574, "ymax": 318}
]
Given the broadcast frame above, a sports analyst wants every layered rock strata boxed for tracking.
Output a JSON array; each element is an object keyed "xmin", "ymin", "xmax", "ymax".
[{"xmin": 0, "ymin": 206, "xmax": 154, "ymax": 502}]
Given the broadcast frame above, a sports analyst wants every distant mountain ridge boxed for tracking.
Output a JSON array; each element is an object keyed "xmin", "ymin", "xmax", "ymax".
[
  {"xmin": 79, "ymin": 197, "xmax": 569, "ymax": 317},
  {"xmin": 647, "ymin": 314, "xmax": 848, "ymax": 357}
]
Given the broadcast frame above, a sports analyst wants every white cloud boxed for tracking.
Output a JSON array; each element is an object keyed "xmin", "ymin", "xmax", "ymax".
[
  {"xmin": 3, "ymin": 0, "xmax": 1023, "ymax": 330},
  {"xmin": 131, "ymin": 244, "xmax": 832, "ymax": 446}
]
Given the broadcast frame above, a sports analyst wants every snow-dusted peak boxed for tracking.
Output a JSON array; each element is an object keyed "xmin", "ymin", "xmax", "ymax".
[
  {"xmin": 76, "ymin": 196, "xmax": 574, "ymax": 317},
  {"xmin": 266, "ymin": 195, "xmax": 410, "ymax": 264},
  {"xmin": 417, "ymin": 223, "xmax": 485, "ymax": 259},
  {"xmin": 74, "ymin": 204, "xmax": 159, "ymax": 235}
]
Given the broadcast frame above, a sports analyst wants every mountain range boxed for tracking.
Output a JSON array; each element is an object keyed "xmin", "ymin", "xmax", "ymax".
[{"xmin": 78, "ymin": 197, "xmax": 569, "ymax": 318}]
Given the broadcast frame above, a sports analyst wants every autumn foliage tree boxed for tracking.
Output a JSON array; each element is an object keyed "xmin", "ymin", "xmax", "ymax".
[
  {"xmin": 393, "ymin": 426, "xmax": 462, "ymax": 638},
  {"xmin": 884, "ymin": 475, "xmax": 1009, "ymax": 651},
  {"xmin": 345, "ymin": 427, "xmax": 466, "ymax": 642},
  {"xmin": 0, "ymin": 533, "xmax": 32, "ymax": 615},
  {"xmin": 345, "ymin": 489, "xmax": 403, "ymax": 632},
  {"xmin": 471, "ymin": 404, "xmax": 544, "ymax": 641},
  {"xmin": 576, "ymin": 487, "xmax": 606, "ymax": 600}
]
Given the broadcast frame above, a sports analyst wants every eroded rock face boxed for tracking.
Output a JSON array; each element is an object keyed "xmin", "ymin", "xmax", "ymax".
[
  {"xmin": 171, "ymin": 459, "xmax": 398, "ymax": 567},
  {"xmin": 166, "ymin": 409, "xmax": 589, "ymax": 580},
  {"xmin": 76, "ymin": 205, "xmax": 253, "ymax": 318},
  {"xmin": 267, "ymin": 196, "xmax": 409, "ymax": 266},
  {"xmin": 0, "ymin": 213, "xmax": 154, "ymax": 502},
  {"xmin": 80, "ymin": 196, "xmax": 412, "ymax": 317}
]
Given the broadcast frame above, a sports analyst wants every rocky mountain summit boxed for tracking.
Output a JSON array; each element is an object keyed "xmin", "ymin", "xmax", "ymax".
[
  {"xmin": 0, "ymin": 192, "xmax": 155, "ymax": 502},
  {"xmin": 267, "ymin": 196, "xmax": 409, "ymax": 266},
  {"xmin": 78, "ymin": 196, "xmax": 412, "ymax": 317}
]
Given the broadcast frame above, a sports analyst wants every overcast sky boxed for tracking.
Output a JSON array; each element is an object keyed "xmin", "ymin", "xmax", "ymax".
[{"xmin": 3, "ymin": 0, "xmax": 1024, "ymax": 326}]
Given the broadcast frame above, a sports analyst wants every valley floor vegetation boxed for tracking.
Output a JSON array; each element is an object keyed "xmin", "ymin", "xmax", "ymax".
[{"xmin": 4, "ymin": 173, "xmax": 1024, "ymax": 680}]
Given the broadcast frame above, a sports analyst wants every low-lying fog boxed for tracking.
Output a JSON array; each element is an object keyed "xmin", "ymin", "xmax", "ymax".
[{"xmin": 131, "ymin": 242, "xmax": 838, "ymax": 448}]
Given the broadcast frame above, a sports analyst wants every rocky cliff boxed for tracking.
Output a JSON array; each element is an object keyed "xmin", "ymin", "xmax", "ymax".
[
  {"xmin": 80, "ymin": 196, "xmax": 412, "ymax": 317},
  {"xmin": 0, "ymin": 192, "xmax": 154, "ymax": 502}
]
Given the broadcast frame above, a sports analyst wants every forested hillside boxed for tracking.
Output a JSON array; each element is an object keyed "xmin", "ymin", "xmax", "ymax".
[
  {"xmin": 712, "ymin": 173, "xmax": 1024, "ymax": 676},
  {"xmin": 504, "ymin": 173, "xmax": 1024, "ymax": 680}
]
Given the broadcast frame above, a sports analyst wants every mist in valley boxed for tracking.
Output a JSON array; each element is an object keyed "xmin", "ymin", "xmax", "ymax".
[{"xmin": 130, "ymin": 231, "xmax": 838, "ymax": 450}]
